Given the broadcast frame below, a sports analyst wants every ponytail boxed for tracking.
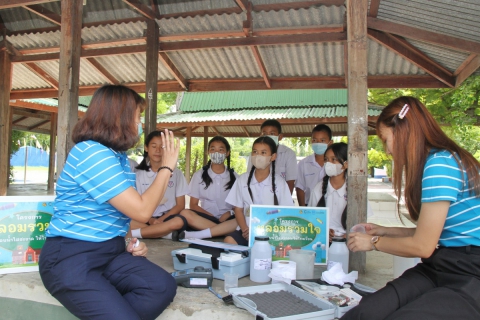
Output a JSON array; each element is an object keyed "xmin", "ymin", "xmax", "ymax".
[
  {"xmin": 271, "ymin": 161, "xmax": 279, "ymax": 205},
  {"xmin": 225, "ymin": 153, "xmax": 236, "ymax": 191},
  {"xmin": 201, "ymin": 160, "xmax": 213, "ymax": 189}
]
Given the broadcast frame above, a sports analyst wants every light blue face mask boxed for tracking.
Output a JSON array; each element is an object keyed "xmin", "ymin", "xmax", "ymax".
[
  {"xmin": 266, "ymin": 135, "xmax": 279, "ymax": 146},
  {"xmin": 137, "ymin": 123, "xmax": 143, "ymax": 136},
  {"xmin": 311, "ymin": 143, "xmax": 328, "ymax": 155}
]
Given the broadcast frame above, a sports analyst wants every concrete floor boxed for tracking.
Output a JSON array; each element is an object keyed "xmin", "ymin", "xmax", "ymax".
[{"xmin": 1, "ymin": 178, "xmax": 404, "ymax": 319}]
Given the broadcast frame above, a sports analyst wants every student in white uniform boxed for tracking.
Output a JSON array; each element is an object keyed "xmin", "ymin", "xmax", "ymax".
[
  {"xmin": 175, "ymin": 136, "xmax": 239, "ymax": 240},
  {"xmin": 225, "ymin": 136, "xmax": 294, "ymax": 246},
  {"xmin": 308, "ymin": 142, "xmax": 373, "ymax": 243},
  {"xmin": 247, "ymin": 119, "xmax": 297, "ymax": 194},
  {"xmin": 295, "ymin": 124, "xmax": 333, "ymax": 206},
  {"xmin": 129, "ymin": 130, "xmax": 188, "ymax": 239}
]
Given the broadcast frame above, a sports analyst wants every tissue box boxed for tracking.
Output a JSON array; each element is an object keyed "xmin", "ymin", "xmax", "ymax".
[{"xmin": 171, "ymin": 247, "xmax": 250, "ymax": 280}]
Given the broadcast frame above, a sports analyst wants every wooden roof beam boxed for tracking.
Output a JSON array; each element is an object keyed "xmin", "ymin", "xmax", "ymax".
[
  {"xmin": 455, "ymin": 54, "xmax": 480, "ymax": 87},
  {"xmin": 122, "ymin": 0, "xmax": 160, "ymax": 20},
  {"xmin": 234, "ymin": 0, "xmax": 248, "ymax": 11},
  {"xmin": 23, "ymin": 4, "xmax": 61, "ymax": 25},
  {"xmin": 158, "ymin": 52, "xmax": 188, "ymax": 90},
  {"xmin": 368, "ymin": 0, "xmax": 381, "ymax": 17},
  {"xmin": 211, "ymin": 126, "xmax": 220, "ymax": 135},
  {"xmin": 241, "ymin": 126, "xmax": 250, "ymax": 137},
  {"xmin": 84, "ymin": 57, "xmax": 120, "ymax": 85},
  {"xmin": 28, "ymin": 119, "xmax": 50, "ymax": 130},
  {"xmin": 250, "ymin": 46, "xmax": 271, "ymax": 88},
  {"xmin": 12, "ymin": 116, "xmax": 28, "ymax": 124},
  {"xmin": 24, "ymin": 62, "xmax": 59, "ymax": 89},
  {"xmin": 368, "ymin": 29, "xmax": 455, "ymax": 88},
  {"xmin": 12, "ymin": 125, "xmax": 50, "ymax": 134},
  {"xmin": 368, "ymin": 17, "xmax": 480, "ymax": 55},
  {"xmin": 0, "ymin": 0, "xmax": 58, "ymax": 9}
]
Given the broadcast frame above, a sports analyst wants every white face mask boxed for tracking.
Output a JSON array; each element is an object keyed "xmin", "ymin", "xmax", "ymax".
[
  {"xmin": 265, "ymin": 135, "xmax": 279, "ymax": 146},
  {"xmin": 251, "ymin": 155, "xmax": 272, "ymax": 170},
  {"xmin": 325, "ymin": 162, "xmax": 344, "ymax": 177},
  {"xmin": 209, "ymin": 152, "xmax": 226, "ymax": 164}
]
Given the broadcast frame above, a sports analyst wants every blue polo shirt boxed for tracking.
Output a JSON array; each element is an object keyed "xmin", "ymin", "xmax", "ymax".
[
  {"xmin": 422, "ymin": 150, "xmax": 480, "ymax": 247},
  {"xmin": 46, "ymin": 141, "xmax": 136, "ymax": 242}
]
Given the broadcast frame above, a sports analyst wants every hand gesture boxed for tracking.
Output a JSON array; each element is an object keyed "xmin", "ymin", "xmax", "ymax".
[{"xmin": 160, "ymin": 129, "xmax": 180, "ymax": 171}]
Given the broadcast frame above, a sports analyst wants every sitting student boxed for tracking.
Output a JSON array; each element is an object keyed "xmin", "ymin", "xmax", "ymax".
[
  {"xmin": 247, "ymin": 119, "xmax": 297, "ymax": 194},
  {"xmin": 308, "ymin": 142, "xmax": 372, "ymax": 242},
  {"xmin": 225, "ymin": 136, "xmax": 294, "ymax": 245},
  {"xmin": 129, "ymin": 130, "xmax": 188, "ymax": 239},
  {"xmin": 295, "ymin": 124, "xmax": 333, "ymax": 206},
  {"xmin": 177, "ymin": 136, "xmax": 239, "ymax": 239}
]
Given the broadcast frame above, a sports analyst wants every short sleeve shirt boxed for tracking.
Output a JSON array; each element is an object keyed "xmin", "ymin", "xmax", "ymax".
[
  {"xmin": 46, "ymin": 141, "xmax": 135, "ymax": 241},
  {"xmin": 226, "ymin": 171, "xmax": 294, "ymax": 216},
  {"xmin": 136, "ymin": 168, "xmax": 188, "ymax": 217},
  {"xmin": 422, "ymin": 150, "xmax": 480, "ymax": 247},
  {"xmin": 295, "ymin": 154, "xmax": 325, "ymax": 205},
  {"xmin": 188, "ymin": 167, "xmax": 239, "ymax": 219}
]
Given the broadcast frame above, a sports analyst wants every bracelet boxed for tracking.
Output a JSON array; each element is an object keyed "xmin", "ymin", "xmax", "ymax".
[{"xmin": 157, "ymin": 166, "xmax": 173, "ymax": 173}]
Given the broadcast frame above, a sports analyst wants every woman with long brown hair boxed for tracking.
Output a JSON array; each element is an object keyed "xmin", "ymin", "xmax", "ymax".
[
  {"xmin": 345, "ymin": 96, "xmax": 480, "ymax": 319},
  {"xmin": 39, "ymin": 85, "xmax": 179, "ymax": 320}
]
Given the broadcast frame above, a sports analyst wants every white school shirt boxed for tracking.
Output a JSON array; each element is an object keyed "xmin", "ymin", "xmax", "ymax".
[
  {"xmin": 188, "ymin": 167, "xmax": 239, "ymax": 219},
  {"xmin": 308, "ymin": 179, "xmax": 373, "ymax": 235},
  {"xmin": 295, "ymin": 154, "xmax": 325, "ymax": 205},
  {"xmin": 226, "ymin": 171, "xmax": 294, "ymax": 216},
  {"xmin": 136, "ymin": 168, "xmax": 188, "ymax": 217},
  {"xmin": 247, "ymin": 144, "xmax": 298, "ymax": 181}
]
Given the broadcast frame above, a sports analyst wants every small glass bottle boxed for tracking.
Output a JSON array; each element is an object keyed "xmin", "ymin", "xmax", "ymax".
[{"xmin": 250, "ymin": 236, "xmax": 272, "ymax": 283}]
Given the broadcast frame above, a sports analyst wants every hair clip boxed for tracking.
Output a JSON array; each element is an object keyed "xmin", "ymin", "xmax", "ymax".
[{"xmin": 398, "ymin": 104, "xmax": 409, "ymax": 119}]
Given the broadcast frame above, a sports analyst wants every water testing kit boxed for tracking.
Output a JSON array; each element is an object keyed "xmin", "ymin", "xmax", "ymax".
[{"xmin": 171, "ymin": 239, "xmax": 250, "ymax": 280}]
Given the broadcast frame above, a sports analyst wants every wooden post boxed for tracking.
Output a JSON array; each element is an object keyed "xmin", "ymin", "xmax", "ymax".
[
  {"xmin": 0, "ymin": 45, "xmax": 12, "ymax": 196},
  {"xmin": 185, "ymin": 127, "xmax": 192, "ymax": 183},
  {"xmin": 145, "ymin": 19, "xmax": 159, "ymax": 136},
  {"xmin": 47, "ymin": 112, "xmax": 57, "ymax": 194},
  {"xmin": 346, "ymin": 0, "xmax": 369, "ymax": 274},
  {"xmin": 203, "ymin": 126, "xmax": 208, "ymax": 165},
  {"xmin": 57, "ymin": 0, "xmax": 83, "ymax": 175}
]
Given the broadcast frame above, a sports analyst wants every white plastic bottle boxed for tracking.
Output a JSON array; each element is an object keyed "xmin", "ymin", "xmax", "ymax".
[
  {"xmin": 328, "ymin": 237, "xmax": 349, "ymax": 274},
  {"xmin": 250, "ymin": 236, "xmax": 272, "ymax": 283}
]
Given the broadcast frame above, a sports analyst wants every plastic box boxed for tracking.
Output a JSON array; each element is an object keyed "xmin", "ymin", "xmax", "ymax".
[
  {"xmin": 171, "ymin": 247, "xmax": 250, "ymax": 280},
  {"xmin": 229, "ymin": 283, "xmax": 336, "ymax": 320}
]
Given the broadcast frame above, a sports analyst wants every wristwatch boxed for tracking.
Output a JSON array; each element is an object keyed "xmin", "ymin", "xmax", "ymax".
[{"xmin": 371, "ymin": 236, "xmax": 380, "ymax": 251}]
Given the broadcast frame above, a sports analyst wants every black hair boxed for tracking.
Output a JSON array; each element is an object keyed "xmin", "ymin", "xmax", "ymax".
[
  {"xmin": 261, "ymin": 119, "xmax": 282, "ymax": 134},
  {"xmin": 201, "ymin": 136, "xmax": 236, "ymax": 191},
  {"xmin": 312, "ymin": 124, "xmax": 332, "ymax": 140},
  {"xmin": 247, "ymin": 136, "xmax": 279, "ymax": 205},
  {"xmin": 136, "ymin": 130, "xmax": 163, "ymax": 171},
  {"xmin": 316, "ymin": 142, "xmax": 348, "ymax": 229}
]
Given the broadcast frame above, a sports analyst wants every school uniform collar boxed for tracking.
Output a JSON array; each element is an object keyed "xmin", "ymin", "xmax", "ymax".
[
  {"xmin": 306, "ymin": 154, "xmax": 322, "ymax": 168},
  {"xmin": 327, "ymin": 179, "xmax": 347, "ymax": 198},
  {"xmin": 208, "ymin": 166, "xmax": 229, "ymax": 178},
  {"xmin": 250, "ymin": 172, "xmax": 273, "ymax": 186}
]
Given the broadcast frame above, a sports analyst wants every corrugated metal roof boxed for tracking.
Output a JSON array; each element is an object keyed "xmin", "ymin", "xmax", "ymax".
[
  {"xmin": 158, "ymin": 106, "xmax": 381, "ymax": 124},
  {"xmin": 180, "ymin": 89, "xmax": 349, "ymax": 111}
]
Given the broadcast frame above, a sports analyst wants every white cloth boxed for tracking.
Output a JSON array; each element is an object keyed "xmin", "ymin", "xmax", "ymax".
[
  {"xmin": 308, "ymin": 179, "xmax": 374, "ymax": 234},
  {"xmin": 321, "ymin": 261, "xmax": 358, "ymax": 286},
  {"xmin": 135, "ymin": 168, "xmax": 188, "ymax": 217},
  {"xmin": 225, "ymin": 171, "xmax": 294, "ymax": 216},
  {"xmin": 294, "ymin": 154, "xmax": 325, "ymax": 205},
  {"xmin": 188, "ymin": 167, "xmax": 239, "ymax": 219},
  {"xmin": 247, "ymin": 144, "xmax": 298, "ymax": 181}
]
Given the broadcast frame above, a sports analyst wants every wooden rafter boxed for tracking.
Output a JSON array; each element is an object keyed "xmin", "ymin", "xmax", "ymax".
[
  {"xmin": 250, "ymin": 46, "xmax": 271, "ymax": 88},
  {"xmin": 242, "ymin": 1, "xmax": 252, "ymax": 37},
  {"xmin": 158, "ymin": 52, "xmax": 188, "ymax": 90},
  {"xmin": 11, "ymin": 101, "xmax": 85, "ymax": 117},
  {"xmin": 0, "ymin": 0, "xmax": 58, "ymax": 9},
  {"xmin": 368, "ymin": 0, "xmax": 381, "ymax": 17},
  {"xmin": 11, "ymin": 32, "xmax": 347, "ymax": 63},
  {"xmin": 122, "ymin": 0, "xmax": 160, "ymax": 20},
  {"xmin": 28, "ymin": 119, "xmax": 49, "ymax": 130},
  {"xmin": 24, "ymin": 63, "xmax": 59, "ymax": 89},
  {"xmin": 23, "ymin": 4, "xmax": 61, "ymax": 25},
  {"xmin": 241, "ymin": 126, "xmax": 250, "ymax": 137},
  {"xmin": 211, "ymin": 126, "xmax": 220, "ymax": 135},
  {"xmin": 84, "ymin": 57, "xmax": 119, "ymax": 85},
  {"xmin": 455, "ymin": 54, "xmax": 480, "ymax": 87},
  {"xmin": 368, "ymin": 17, "xmax": 480, "ymax": 55},
  {"xmin": 368, "ymin": 29, "xmax": 455, "ymax": 88},
  {"xmin": 234, "ymin": 0, "xmax": 248, "ymax": 11},
  {"xmin": 12, "ymin": 116, "xmax": 28, "ymax": 124}
]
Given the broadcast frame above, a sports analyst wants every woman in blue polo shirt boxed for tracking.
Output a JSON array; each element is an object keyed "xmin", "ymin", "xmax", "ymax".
[
  {"xmin": 345, "ymin": 96, "xmax": 480, "ymax": 319},
  {"xmin": 39, "ymin": 85, "xmax": 179, "ymax": 320}
]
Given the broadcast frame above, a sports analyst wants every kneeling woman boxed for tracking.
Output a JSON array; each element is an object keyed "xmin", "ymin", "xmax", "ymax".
[
  {"xmin": 39, "ymin": 85, "xmax": 178, "ymax": 320},
  {"xmin": 129, "ymin": 130, "xmax": 188, "ymax": 239}
]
